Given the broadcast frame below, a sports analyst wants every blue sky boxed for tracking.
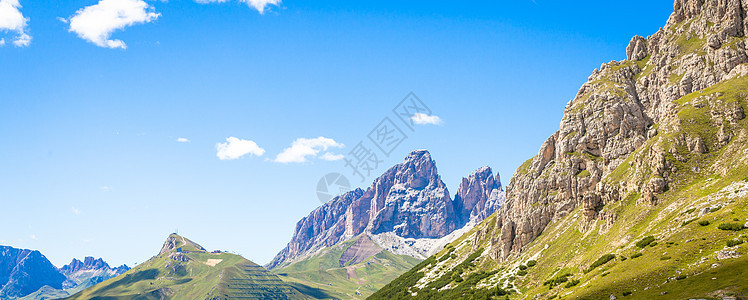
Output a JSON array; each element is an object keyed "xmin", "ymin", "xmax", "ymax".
[{"xmin": 0, "ymin": 0, "xmax": 674, "ymax": 267}]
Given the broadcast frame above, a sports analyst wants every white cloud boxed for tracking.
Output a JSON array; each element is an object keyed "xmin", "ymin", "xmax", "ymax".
[
  {"xmin": 411, "ymin": 113, "xmax": 443, "ymax": 125},
  {"xmin": 13, "ymin": 32, "xmax": 28, "ymax": 46},
  {"xmin": 274, "ymin": 137, "xmax": 344, "ymax": 163},
  {"xmin": 194, "ymin": 0, "xmax": 280, "ymax": 14},
  {"xmin": 67, "ymin": 0, "xmax": 160, "ymax": 49},
  {"xmin": 72, "ymin": 207, "xmax": 81, "ymax": 215},
  {"xmin": 216, "ymin": 137, "xmax": 265, "ymax": 160},
  {"xmin": 0, "ymin": 0, "xmax": 31, "ymax": 47},
  {"xmin": 176, "ymin": 137, "xmax": 190, "ymax": 143},
  {"xmin": 29, "ymin": 234, "xmax": 37, "ymax": 240},
  {"xmin": 99, "ymin": 186, "xmax": 112, "ymax": 191},
  {"xmin": 0, "ymin": 38, "xmax": 4, "ymax": 46},
  {"xmin": 319, "ymin": 152, "xmax": 344, "ymax": 161}
]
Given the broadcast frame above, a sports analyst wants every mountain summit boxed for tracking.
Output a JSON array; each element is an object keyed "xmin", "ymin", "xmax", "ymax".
[
  {"xmin": 67, "ymin": 233, "xmax": 313, "ymax": 300},
  {"xmin": 266, "ymin": 150, "xmax": 504, "ymax": 298},
  {"xmin": 267, "ymin": 150, "xmax": 503, "ymax": 270}
]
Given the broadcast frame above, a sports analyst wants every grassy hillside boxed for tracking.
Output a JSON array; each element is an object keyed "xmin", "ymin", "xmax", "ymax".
[
  {"xmin": 370, "ymin": 37, "xmax": 748, "ymax": 300},
  {"xmin": 65, "ymin": 234, "xmax": 316, "ymax": 300},
  {"xmin": 273, "ymin": 235, "xmax": 421, "ymax": 299},
  {"xmin": 372, "ymin": 165, "xmax": 748, "ymax": 299}
]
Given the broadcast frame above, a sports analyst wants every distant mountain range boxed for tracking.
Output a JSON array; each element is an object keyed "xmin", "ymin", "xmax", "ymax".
[
  {"xmin": 0, "ymin": 245, "xmax": 128, "ymax": 300},
  {"xmin": 65, "ymin": 233, "xmax": 320, "ymax": 299}
]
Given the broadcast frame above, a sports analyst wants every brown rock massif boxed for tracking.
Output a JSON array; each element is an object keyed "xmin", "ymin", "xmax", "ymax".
[{"xmin": 479, "ymin": 0, "xmax": 748, "ymax": 261}]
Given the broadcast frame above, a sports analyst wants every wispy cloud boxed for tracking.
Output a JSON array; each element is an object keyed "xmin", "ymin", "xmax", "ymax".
[
  {"xmin": 319, "ymin": 152, "xmax": 344, "ymax": 161},
  {"xmin": 274, "ymin": 137, "xmax": 344, "ymax": 163},
  {"xmin": 29, "ymin": 234, "xmax": 37, "ymax": 240},
  {"xmin": 176, "ymin": 137, "xmax": 190, "ymax": 143},
  {"xmin": 66, "ymin": 0, "xmax": 160, "ymax": 49},
  {"xmin": 0, "ymin": 0, "xmax": 31, "ymax": 47},
  {"xmin": 194, "ymin": 0, "xmax": 281, "ymax": 14},
  {"xmin": 216, "ymin": 137, "xmax": 265, "ymax": 160},
  {"xmin": 411, "ymin": 113, "xmax": 443, "ymax": 125},
  {"xmin": 99, "ymin": 186, "xmax": 112, "ymax": 191},
  {"xmin": 72, "ymin": 206, "xmax": 81, "ymax": 215}
]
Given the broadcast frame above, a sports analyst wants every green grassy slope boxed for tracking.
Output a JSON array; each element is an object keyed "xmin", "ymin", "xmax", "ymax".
[
  {"xmin": 18, "ymin": 285, "xmax": 72, "ymax": 300},
  {"xmin": 65, "ymin": 234, "xmax": 313, "ymax": 300},
  {"xmin": 273, "ymin": 235, "xmax": 421, "ymax": 299}
]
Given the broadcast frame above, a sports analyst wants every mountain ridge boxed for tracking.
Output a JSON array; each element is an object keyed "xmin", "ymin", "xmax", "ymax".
[
  {"xmin": 371, "ymin": 0, "xmax": 748, "ymax": 298},
  {"xmin": 66, "ymin": 233, "xmax": 316, "ymax": 300},
  {"xmin": 0, "ymin": 246, "xmax": 66, "ymax": 299},
  {"xmin": 267, "ymin": 150, "xmax": 504, "ymax": 270}
]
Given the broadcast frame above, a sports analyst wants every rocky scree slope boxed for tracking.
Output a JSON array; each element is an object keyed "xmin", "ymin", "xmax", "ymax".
[
  {"xmin": 273, "ymin": 235, "xmax": 422, "ymax": 300},
  {"xmin": 267, "ymin": 150, "xmax": 504, "ymax": 270},
  {"xmin": 371, "ymin": 0, "xmax": 748, "ymax": 299}
]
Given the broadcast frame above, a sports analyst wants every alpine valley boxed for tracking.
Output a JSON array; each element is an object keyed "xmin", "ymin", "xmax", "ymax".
[{"xmin": 3, "ymin": 0, "xmax": 748, "ymax": 299}]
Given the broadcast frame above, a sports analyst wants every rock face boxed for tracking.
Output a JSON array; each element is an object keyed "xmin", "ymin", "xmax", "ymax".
[
  {"xmin": 267, "ymin": 150, "xmax": 504, "ymax": 269},
  {"xmin": 59, "ymin": 256, "xmax": 130, "ymax": 290},
  {"xmin": 0, "ymin": 245, "xmax": 66, "ymax": 299},
  {"xmin": 477, "ymin": 0, "xmax": 748, "ymax": 261},
  {"xmin": 60, "ymin": 256, "xmax": 128, "ymax": 275},
  {"xmin": 454, "ymin": 166, "xmax": 504, "ymax": 224},
  {"xmin": 363, "ymin": 150, "xmax": 457, "ymax": 238}
]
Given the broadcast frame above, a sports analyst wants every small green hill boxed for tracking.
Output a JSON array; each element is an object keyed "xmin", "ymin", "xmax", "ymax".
[
  {"xmin": 65, "ymin": 234, "xmax": 320, "ymax": 300},
  {"xmin": 273, "ymin": 235, "xmax": 421, "ymax": 299}
]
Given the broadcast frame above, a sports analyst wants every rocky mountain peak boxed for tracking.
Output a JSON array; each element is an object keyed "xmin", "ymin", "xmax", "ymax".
[
  {"xmin": 378, "ymin": 149, "xmax": 441, "ymax": 190},
  {"xmin": 60, "ymin": 257, "xmax": 109, "ymax": 275},
  {"xmin": 267, "ymin": 150, "xmax": 504, "ymax": 269},
  {"xmin": 669, "ymin": 0, "xmax": 747, "ymax": 32},
  {"xmin": 454, "ymin": 166, "xmax": 504, "ymax": 224},
  {"xmin": 159, "ymin": 234, "xmax": 206, "ymax": 255},
  {"xmin": 0, "ymin": 246, "xmax": 66, "ymax": 299},
  {"xmin": 364, "ymin": 149, "xmax": 453, "ymax": 238}
]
